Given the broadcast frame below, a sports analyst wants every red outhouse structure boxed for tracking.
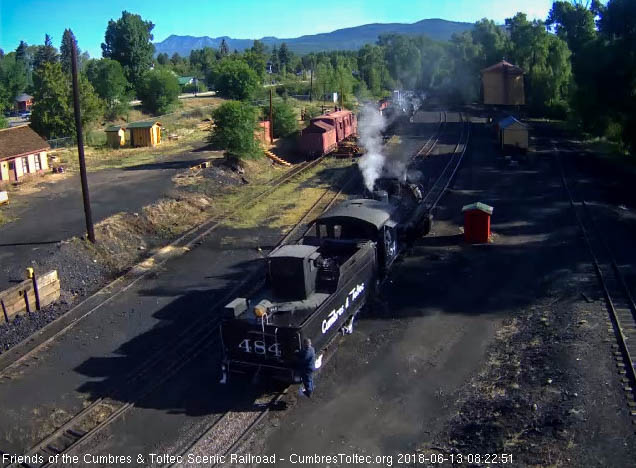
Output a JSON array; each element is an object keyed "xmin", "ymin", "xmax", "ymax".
[{"xmin": 462, "ymin": 202, "xmax": 493, "ymax": 243}]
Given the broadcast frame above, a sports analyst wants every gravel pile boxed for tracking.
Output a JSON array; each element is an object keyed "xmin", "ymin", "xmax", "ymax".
[{"xmin": 0, "ymin": 239, "xmax": 111, "ymax": 352}]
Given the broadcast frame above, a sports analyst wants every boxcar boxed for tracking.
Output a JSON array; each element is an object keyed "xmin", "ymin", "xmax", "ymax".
[
  {"xmin": 298, "ymin": 120, "xmax": 337, "ymax": 158},
  {"xmin": 299, "ymin": 109, "xmax": 358, "ymax": 157}
]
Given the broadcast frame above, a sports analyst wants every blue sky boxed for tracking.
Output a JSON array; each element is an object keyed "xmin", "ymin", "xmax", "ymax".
[{"xmin": 0, "ymin": 0, "xmax": 554, "ymax": 58}]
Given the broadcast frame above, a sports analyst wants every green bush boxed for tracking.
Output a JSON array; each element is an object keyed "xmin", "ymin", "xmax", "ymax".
[
  {"xmin": 209, "ymin": 101, "xmax": 261, "ymax": 159},
  {"xmin": 302, "ymin": 104, "xmax": 322, "ymax": 122},
  {"xmin": 605, "ymin": 120, "xmax": 624, "ymax": 143},
  {"xmin": 137, "ymin": 68, "xmax": 180, "ymax": 115},
  {"xmin": 269, "ymin": 99, "xmax": 298, "ymax": 138},
  {"xmin": 104, "ymin": 100, "xmax": 130, "ymax": 121},
  {"xmin": 208, "ymin": 59, "xmax": 261, "ymax": 101},
  {"xmin": 275, "ymin": 81, "xmax": 310, "ymax": 97}
]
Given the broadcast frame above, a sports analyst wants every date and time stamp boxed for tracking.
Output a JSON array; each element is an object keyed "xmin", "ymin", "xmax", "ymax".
[{"xmin": 3, "ymin": 451, "xmax": 514, "ymax": 466}]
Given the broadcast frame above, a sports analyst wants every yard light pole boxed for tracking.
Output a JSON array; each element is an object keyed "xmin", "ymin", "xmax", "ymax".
[{"xmin": 70, "ymin": 32, "xmax": 95, "ymax": 243}]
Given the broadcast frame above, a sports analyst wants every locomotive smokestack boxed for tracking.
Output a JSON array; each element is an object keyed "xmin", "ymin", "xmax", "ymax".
[{"xmin": 357, "ymin": 103, "xmax": 387, "ymax": 192}]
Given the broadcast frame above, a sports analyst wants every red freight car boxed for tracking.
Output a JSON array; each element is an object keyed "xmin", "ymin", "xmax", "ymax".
[
  {"xmin": 299, "ymin": 108, "xmax": 357, "ymax": 157},
  {"xmin": 299, "ymin": 120, "xmax": 338, "ymax": 158}
]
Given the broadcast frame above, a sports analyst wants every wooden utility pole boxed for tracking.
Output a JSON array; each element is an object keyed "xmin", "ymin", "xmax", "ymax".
[
  {"xmin": 269, "ymin": 88, "xmax": 274, "ymax": 141},
  {"xmin": 309, "ymin": 69, "xmax": 313, "ymax": 102},
  {"xmin": 70, "ymin": 32, "xmax": 95, "ymax": 243}
]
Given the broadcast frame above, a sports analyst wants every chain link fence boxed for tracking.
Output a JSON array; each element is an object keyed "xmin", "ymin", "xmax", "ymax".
[{"xmin": 47, "ymin": 136, "xmax": 74, "ymax": 149}]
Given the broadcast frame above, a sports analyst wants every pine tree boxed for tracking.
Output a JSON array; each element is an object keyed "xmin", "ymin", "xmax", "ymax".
[
  {"xmin": 30, "ymin": 62, "xmax": 73, "ymax": 139},
  {"xmin": 219, "ymin": 39, "xmax": 230, "ymax": 57},
  {"xmin": 278, "ymin": 43, "xmax": 291, "ymax": 71},
  {"xmin": 15, "ymin": 41, "xmax": 28, "ymax": 62},
  {"xmin": 60, "ymin": 29, "xmax": 78, "ymax": 74},
  {"xmin": 31, "ymin": 62, "xmax": 102, "ymax": 139},
  {"xmin": 33, "ymin": 34, "xmax": 59, "ymax": 70}
]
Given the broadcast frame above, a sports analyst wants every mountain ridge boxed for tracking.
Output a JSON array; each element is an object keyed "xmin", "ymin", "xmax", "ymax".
[{"xmin": 154, "ymin": 18, "xmax": 473, "ymax": 56}]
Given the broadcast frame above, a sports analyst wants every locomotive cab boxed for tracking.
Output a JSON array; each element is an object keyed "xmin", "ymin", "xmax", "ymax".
[{"xmin": 308, "ymin": 198, "xmax": 400, "ymax": 277}]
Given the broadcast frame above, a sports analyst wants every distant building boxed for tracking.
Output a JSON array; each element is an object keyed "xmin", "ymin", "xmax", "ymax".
[
  {"xmin": 481, "ymin": 61, "xmax": 525, "ymax": 106},
  {"xmin": 256, "ymin": 120, "xmax": 272, "ymax": 145},
  {"xmin": 15, "ymin": 93, "xmax": 33, "ymax": 112},
  {"xmin": 178, "ymin": 76, "xmax": 195, "ymax": 87},
  {"xmin": 497, "ymin": 115, "xmax": 529, "ymax": 151},
  {"xmin": 0, "ymin": 125, "xmax": 50, "ymax": 182},
  {"xmin": 127, "ymin": 121, "xmax": 162, "ymax": 147},
  {"xmin": 105, "ymin": 125, "xmax": 127, "ymax": 148}
]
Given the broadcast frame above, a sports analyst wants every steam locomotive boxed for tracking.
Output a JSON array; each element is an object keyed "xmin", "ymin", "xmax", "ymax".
[{"xmin": 219, "ymin": 177, "xmax": 432, "ymax": 384}]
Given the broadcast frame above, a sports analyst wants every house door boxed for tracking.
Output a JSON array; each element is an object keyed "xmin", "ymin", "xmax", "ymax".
[{"xmin": 8, "ymin": 161, "xmax": 16, "ymax": 181}]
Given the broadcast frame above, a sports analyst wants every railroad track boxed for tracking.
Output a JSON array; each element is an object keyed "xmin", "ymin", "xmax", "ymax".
[
  {"xmin": 556, "ymin": 153, "xmax": 636, "ymax": 421},
  {"xmin": 7, "ymin": 111, "xmax": 451, "ymax": 467},
  {"xmin": 161, "ymin": 110, "xmax": 454, "ymax": 465},
  {"xmin": 5, "ymin": 157, "xmax": 349, "ymax": 468},
  {"xmin": 421, "ymin": 112, "xmax": 471, "ymax": 212},
  {"xmin": 414, "ymin": 111, "xmax": 446, "ymax": 159},
  {"xmin": 0, "ymin": 156, "xmax": 330, "ymax": 381}
]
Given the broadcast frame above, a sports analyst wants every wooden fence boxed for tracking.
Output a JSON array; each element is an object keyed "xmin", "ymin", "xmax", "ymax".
[{"xmin": 0, "ymin": 270, "xmax": 60, "ymax": 323}]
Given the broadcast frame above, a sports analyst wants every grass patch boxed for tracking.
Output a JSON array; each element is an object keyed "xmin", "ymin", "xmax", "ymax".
[
  {"xmin": 53, "ymin": 128, "xmax": 209, "ymax": 172},
  {"xmin": 221, "ymin": 157, "xmax": 352, "ymax": 230},
  {"xmin": 62, "ymin": 155, "xmax": 352, "ymax": 281},
  {"xmin": 0, "ymin": 209, "xmax": 15, "ymax": 226}
]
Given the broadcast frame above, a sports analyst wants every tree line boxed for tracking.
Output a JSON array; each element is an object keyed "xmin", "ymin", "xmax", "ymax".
[{"xmin": 1, "ymin": 1, "xmax": 634, "ymax": 153}]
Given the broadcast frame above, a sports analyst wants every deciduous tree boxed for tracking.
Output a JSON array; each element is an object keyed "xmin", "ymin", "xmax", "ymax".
[
  {"xmin": 209, "ymin": 101, "xmax": 261, "ymax": 159},
  {"xmin": 0, "ymin": 54, "xmax": 27, "ymax": 111},
  {"xmin": 136, "ymin": 68, "xmax": 180, "ymax": 114},
  {"xmin": 84, "ymin": 58, "xmax": 130, "ymax": 113},
  {"xmin": 208, "ymin": 58, "xmax": 260, "ymax": 100},
  {"xmin": 270, "ymin": 99, "xmax": 297, "ymax": 138},
  {"xmin": 102, "ymin": 11, "xmax": 155, "ymax": 90}
]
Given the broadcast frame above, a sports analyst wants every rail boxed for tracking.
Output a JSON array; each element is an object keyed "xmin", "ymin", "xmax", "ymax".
[
  {"xmin": 3, "ymin": 157, "xmax": 335, "ymax": 467},
  {"xmin": 7, "ymin": 110, "xmax": 451, "ymax": 466},
  {"xmin": 556, "ymin": 153, "xmax": 636, "ymax": 416},
  {"xmin": 161, "ymin": 110, "xmax": 453, "ymax": 464},
  {"xmin": 421, "ymin": 112, "xmax": 471, "ymax": 212}
]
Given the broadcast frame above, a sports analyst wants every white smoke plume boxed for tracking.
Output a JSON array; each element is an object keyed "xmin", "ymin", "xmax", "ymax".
[{"xmin": 357, "ymin": 103, "xmax": 387, "ymax": 192}]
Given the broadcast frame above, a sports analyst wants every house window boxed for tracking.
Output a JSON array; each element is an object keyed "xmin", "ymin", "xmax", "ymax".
[
  {"xmin": 22, "ymin": 157, "xmax": 29, "ymax": 174},
  {"xmin": 34, "ymin": 154, "xmax": 42, "ymax": 171}
]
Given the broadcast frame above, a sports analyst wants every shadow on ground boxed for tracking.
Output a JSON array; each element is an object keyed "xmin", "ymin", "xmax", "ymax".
[{"xmin": 67, "ymin": 120, "xmax": 588, "ymax": 423}]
